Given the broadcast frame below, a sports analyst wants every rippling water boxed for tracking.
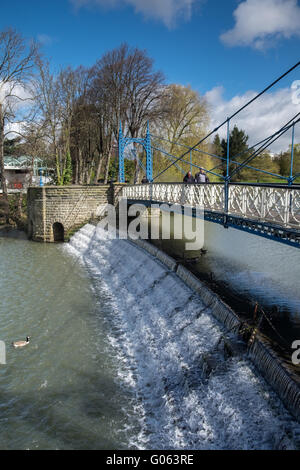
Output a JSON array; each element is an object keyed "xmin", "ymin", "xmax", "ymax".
[
  {"xmin": 1, "ymin": 227, "xmax": 300, "ymax": 450},
  {"xmin": 66, "ymin": 225, "xmax": 300, "ymax": 449},
  {"xmin": 149, "ymin": 216, "xmax": 300, "ymax": 344},
  {"xmin": 202, "ymin": 221, "xmax": 300, "ymax": 315},
  {"xmin": 0, "ymin": 231, "xmax": 138, "ymax": 450}
]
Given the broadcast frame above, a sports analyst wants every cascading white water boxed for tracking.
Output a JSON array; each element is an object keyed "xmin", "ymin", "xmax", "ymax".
[
  {"xmin": 65, "ymin": 223, "xmax": 300, "ymax": 450},
  {"xmin": 248, "ymin": 336, "xmax": 300, "ymax": 422}
]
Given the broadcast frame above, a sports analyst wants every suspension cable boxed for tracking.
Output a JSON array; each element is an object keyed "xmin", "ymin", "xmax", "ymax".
[
  {"xmin": 230, "ymin": 114, "xmax": 300, "ymax": 178},
  {"xmin": 153, "ymin": 61, "xmax": 300, "ymax": 181}
]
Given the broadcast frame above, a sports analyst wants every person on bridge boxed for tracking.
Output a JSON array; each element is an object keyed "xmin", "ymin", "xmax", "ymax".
[
  {"xmin": 141, "ymin": 175, "xmax": 149, "ymax": 184},
  {"xmin": 183, "ymin": 171, "xmax": 194, "ymax": 183},
  {"xmin": 195, "ymin": 169, "xmax": 209, "ymax": 183}
]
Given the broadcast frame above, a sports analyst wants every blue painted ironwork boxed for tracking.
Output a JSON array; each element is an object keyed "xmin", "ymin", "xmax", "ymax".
[
  {"xmin": 151, "ymin": 63, "xmax": 300, "ymax": 183},
  {"xmin": 148, "ymin": 112, "xmax": 299, "ymax": 231},
  {"xmin": 151, "ymin": 145, "xmax": 186, "ymax": 175},
  {"xmin": 123, "ymin": 182, "xmax": 300, "ymax": 248},
  {"xmin": 149, "ymin": 113, "xmax": 300, "ymax": 234},
  {"xmin": 229, "ymin": 115, "xmax": 299, "ymax": 181},
  {"xmin": 119, "ymin": 62, "xmax": 300, "ymax": 238},
  {"xmin": 39, "ymin": 169, "xmax": 44, "ymax": 187},
  {"xmin": 133, "ymin": 148, "xmax": 147, "ymax": 173},
  {"xmin": 151, "ymin": 144, "xmax": 224, "ymax": 180},
  {"xmin": 151, "ymin": 130, "xmax": 288, "ymax": 180},
  {"xmin": 118, "ymin": 121, "xmax": 153, "ymax": 183},
  {"xmin": 289, "ymin": 123, "xmax": 295, "ymax": 186},
  {"xmin": 224, "ymin": 118, "xmax": 230, "ymax": 217},
  {"xmin": 118, "ymin": 121, "xmax": 125, "ymax": 183},
  {"xmin": 145, "ymin": 122, "xmax": 153, "ymax": 182}
]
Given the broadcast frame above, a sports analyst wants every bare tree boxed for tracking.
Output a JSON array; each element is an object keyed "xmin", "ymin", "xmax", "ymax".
[
  {"xmin": 70, "ymin": 101, "xmax": 100, "ymax": 184},
  {"xmin": 87, "ymin": 72, "xmax": 116, "ymax": 184},
  {"xmin": 35, "ymin": 59, "xmax": 92, "ymax": 185},
  {"xmin": 20, "ymin": 120, "xmax": 50, "ymax": 184},
  {"xmin": 91, "ymin": 43, "xmax": 164, "ymax": 183},
  {"xmin": 0, "ymin": 28, "xmax": 38, "ymax": 210},
  {"xmin": 33, "ymin": 59, "xmax": 63, "ymax": 183},
  {"xmin": 57, "ymin": 65, "xmax": 90, "ymax": 183}
]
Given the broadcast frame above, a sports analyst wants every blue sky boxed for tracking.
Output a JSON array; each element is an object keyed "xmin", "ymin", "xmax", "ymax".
[{"xmin": 1, "ymin": 0, "xmax": 300, "ymax": 151}]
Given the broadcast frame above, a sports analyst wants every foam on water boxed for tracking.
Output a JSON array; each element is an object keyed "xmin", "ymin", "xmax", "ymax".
[{"xmin": 65, "ymin": 224, "xmax": 300, "ymax": 450}]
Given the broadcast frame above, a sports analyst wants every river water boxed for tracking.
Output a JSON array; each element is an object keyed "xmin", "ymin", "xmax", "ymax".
[
  {"xmin": 0, "ymin": 226, "xmax": 300, "ymax": 450},
  {"xmin": 0, "ymin": 230, "xmax": 139, "ymax": 450},
  {"xmin": 148, "ymin": 215, "xmax": 300, "ymax": 350}
]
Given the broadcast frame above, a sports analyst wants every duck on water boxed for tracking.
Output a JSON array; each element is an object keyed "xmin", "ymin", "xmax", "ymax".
[{"xmin": 12, "ymin": 336, "xmax": 31, "ymax": 348}]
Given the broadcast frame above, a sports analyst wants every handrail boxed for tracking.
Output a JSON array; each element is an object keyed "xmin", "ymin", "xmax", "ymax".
[
  {"xmin": 121, "ymin": 182, "xmax": 300, "ymax": 231},
  {"xmin": 123, "ymin": 182, "xmax": 300, "ymax": 189}
]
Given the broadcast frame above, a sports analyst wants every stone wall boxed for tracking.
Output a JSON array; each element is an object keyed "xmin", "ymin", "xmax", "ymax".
[{"xmin": 27, "ymin": 184, "xmax": 125, "ymax": 242}]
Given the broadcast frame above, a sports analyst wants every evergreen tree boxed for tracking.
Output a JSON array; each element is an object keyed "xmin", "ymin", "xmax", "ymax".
[
  {"xmin": 108, "ymin": 157, "xmax": 135, "ymax": 183},
  {"xmin": 212, "ymin": 134, "xmax": 223, "ymax": 157},
  {"xmin": 221, "ymin": 125, "xmax": 249, "ymax": 181},
  {"xmin": 278, "ymin": 144, "xmax": 300, "ymax": 181},
  {"xmin": 3, "ymin": 137, "xmax": 22, "ymax": 156}
]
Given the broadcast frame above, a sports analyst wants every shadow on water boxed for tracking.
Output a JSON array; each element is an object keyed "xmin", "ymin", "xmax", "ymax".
[
  {"xmin": 0, "ymin": 378, "xmax": 129, "ymax": 450},
  {"xmin": 0, "ymin": 227, "xmax": 27, "ymax": 240}
]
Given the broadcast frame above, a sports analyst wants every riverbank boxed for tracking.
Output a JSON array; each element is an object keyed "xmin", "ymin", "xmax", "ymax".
[
  {"xmin": 0, "ymin": 193, "xmax": 27, "ymax": 232},
  {"xmin": 0, "ymin": 225, "xmax": 27, "ymax": 239}
]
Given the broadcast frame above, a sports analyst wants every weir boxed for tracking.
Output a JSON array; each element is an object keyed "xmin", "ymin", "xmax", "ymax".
[
  {"xmin": 26, "ymin": 184, "xmax": 300, "ymax": 430},
  {"xmin": 66, "ymin": 223, "xmax": 300, "ymax": 448},
  {"xmin": 131, "ymin": 235, "xmax": 300, "ymax": 423}
]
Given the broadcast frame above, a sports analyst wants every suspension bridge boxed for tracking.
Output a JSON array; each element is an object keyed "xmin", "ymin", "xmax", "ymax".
[
  {"xmin": 27, "ymin": 61, "xmax": 300, "ymax": 247},
  {"xmin": 24, "ymin": 62, "xmax": 300, "ymax": 437},
  {"xmin": 118, "ymin": 61, "xmax": 300, "ymax": 247}
]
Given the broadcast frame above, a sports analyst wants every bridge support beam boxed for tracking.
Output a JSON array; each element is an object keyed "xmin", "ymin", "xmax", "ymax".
[
  {"xmin": 119, "ymin": 122, "xmax": 125, "ymax": 183},
  {"xmin": 145, "ymin": 122, "xmax": 153, "ymax": 182},
  {"xmin": 289, "ymin": 122, "xmax": 295, "ymax": 186},
  {"xmin": 223, "ymin": 117, "xmax": 231, "ymax": 228},
  {"xmin": 118, "ymin": 121, "xmax": 153, "ymax": 183}
]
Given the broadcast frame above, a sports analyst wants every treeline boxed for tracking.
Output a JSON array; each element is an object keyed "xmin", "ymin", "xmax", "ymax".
[
  {"xmin": 35, "ymin": 47, "xmax": 210, "ymax": 185},
  {"xmin": 212, "ymin": 127, "xmax": 300, "ymax": 183},
  {"xmin": 0, "ymin": 29, "xmax": 210, "ymax": 190},
  {"xmin": 0, "ymin": 27, "xmax": 298, "ymax": 199}
]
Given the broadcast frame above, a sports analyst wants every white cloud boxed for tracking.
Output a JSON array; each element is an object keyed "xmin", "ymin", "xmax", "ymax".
[
  {"xmin": 220, "ymin": 0, "xmax": 300, "ymax": 49},
  {"xmin": 37, "ymin": 34, "xmax": 54, "ymax": 46},
  {"xmin": 70, "ymin": 0, "xmax": 199, "ymax": 28},
  {"xmin": 205, "ymin": 85, "xmax": 300, "ymax": 153},
  {"xmin": 0, "ymin": 81, "xmax": 32, "ymax": 106},
  {"xmin": 0, "ymin": 81, "xmax": 34, "ymax": 139},
  {"xmin": 5, "ymin": 121, "xmax": 25, "ymax": 139}
]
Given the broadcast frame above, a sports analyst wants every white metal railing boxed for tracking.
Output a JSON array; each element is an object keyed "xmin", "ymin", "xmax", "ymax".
[{"xmin": 122, "ymin": 183, "xmax": 300, "ymax": 229}]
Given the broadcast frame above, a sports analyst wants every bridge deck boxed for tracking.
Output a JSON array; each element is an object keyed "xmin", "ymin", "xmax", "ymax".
[{"xmin": 122, "ymin": 183, "xmax": 300, "ymax": 247}]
